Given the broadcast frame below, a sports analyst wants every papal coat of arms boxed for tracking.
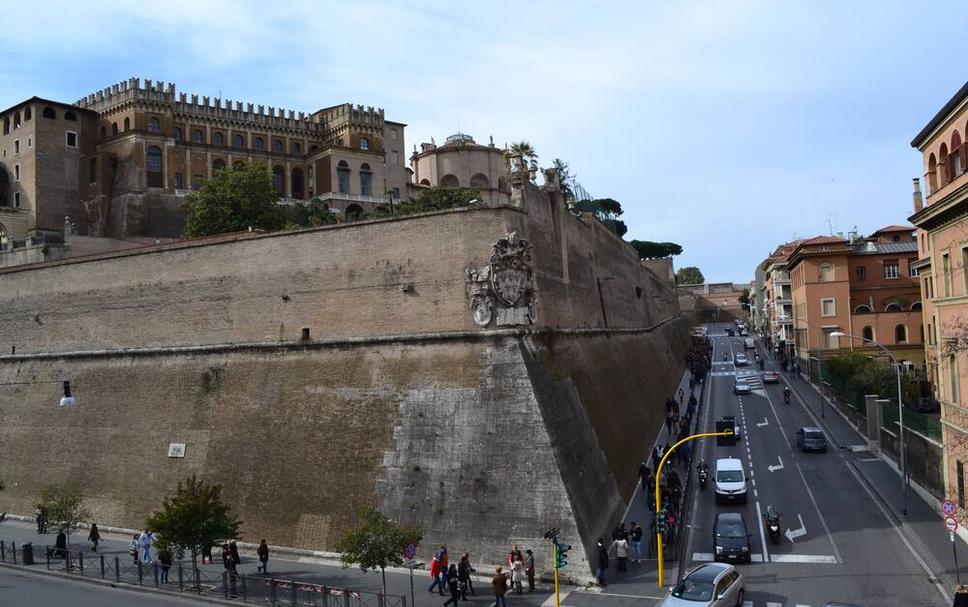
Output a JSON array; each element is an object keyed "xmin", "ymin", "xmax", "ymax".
[{"xmin": 465, "ymin": 232, "xmax": 537, "ymax": 328}]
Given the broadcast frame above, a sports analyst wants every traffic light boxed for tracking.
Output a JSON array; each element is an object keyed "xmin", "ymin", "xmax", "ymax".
[
  {"xmin": 716, "ymin": 420, "xmax": 736, "ymax": 446},
  {"xmin": 555, "ymin": 541, "xmax": 570, "ymax": 568},
  {"xmin": 655, "ymin": 509, "xmax": 667, "ymax": 534}
]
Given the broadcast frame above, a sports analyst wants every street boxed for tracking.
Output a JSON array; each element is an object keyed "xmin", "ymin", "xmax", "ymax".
[{"xmin": 0, "ymin": 565, "xmax": 205, "ymax": 607}]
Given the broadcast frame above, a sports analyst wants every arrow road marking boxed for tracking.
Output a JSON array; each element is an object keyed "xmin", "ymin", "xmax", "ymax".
[
  {"xmin": 756, "ymin": 418, "xmax": 769, "ymax": 427},
  {"xmin": 767, "ymin": 456, "xmax": 784, "ymax": 473},
  {"xmin": 785, "ymin": 514, "xmax": 807, "ymax": 542}
]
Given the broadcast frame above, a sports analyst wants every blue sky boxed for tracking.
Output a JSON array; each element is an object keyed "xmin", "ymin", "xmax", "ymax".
[{"xmin": 0, "ymin": 0, "xmax": 960, "ymax": 282}]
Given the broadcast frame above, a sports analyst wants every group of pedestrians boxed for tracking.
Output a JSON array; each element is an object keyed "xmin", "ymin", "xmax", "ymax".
[{"xmin": 429, "ymin": 544, "xmax": 536, "ymax": 607}]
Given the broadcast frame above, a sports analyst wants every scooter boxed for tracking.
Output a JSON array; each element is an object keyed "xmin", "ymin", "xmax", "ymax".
[
  {"xmin": 697, "ymin": 460, "xmax": 709, "ymax": 490},
  {"xmin": 783, "ymin": 389, "xmax": 791, "ymax": 405},
  {"xmin": 764, "ymin": 506, "xmax": 782, "ymax": 544},
  {"xmin": 722, "ymin": 352, "xmax": 728, "ymax": 361}
]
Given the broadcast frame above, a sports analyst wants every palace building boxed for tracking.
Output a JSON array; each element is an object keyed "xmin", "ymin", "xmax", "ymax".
[{"xmin": 0, "ymin": 77, "xmax": 410, "ymax": 247}]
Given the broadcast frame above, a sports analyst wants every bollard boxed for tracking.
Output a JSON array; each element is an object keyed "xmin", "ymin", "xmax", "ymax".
[
  {"xmin": 11, "ymin": 542, "xmax": 15, "ymax": 565},
  {"xmin": 100, "ymin": 554, "xmax": 105, "ymax": 579},
  {"xmin": 79, "ymin": 551, "xmax": 84, "ymax": 574},
  {"xmin": 178, "ymin": 564, "xmax": 184, "ymax": 591},
  {"xmin": 291, "ymin": 580, "xmax": 298, "ymax": 607},
  {"xmin": 241, "ymin": 573, "xmax": 247, "ymax": 603},
  {"xmin": 322, "ymin": 586, "xmax": 329, "ymax": 607},
  {"xmin": 153, "ymin": 562, "xmax": 159, "ymax": 588},
  {"xmin": 114, "ymin": 556, "xmax": 120, "ymax": 582},
  {"xmin": 223, "ymin": 571, "xmax": 229, "ymax": 599},
  {"xmin": 137, "ymin": 560, "xmax": 143, "ymax": 585},
  {"xmin": 1, "ymin": 540, "xmax": 5, "ymax": 561},
  {"xmin": 270, "ymin": 579, "xmax": 277, "ymax": 605}
]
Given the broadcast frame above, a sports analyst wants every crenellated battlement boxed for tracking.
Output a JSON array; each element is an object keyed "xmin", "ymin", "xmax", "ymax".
[{"xmin": 74, "ymin": 77, "xmax": 384, "ymax": 134}]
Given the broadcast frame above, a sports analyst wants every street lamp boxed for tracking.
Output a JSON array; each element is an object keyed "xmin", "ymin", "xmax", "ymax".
[{"xmin": 830, "ymin": 330, "xmax": 908, "ymax": 517}]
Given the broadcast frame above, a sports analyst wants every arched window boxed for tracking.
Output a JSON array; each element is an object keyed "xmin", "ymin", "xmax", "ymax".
[
  {"xmin": 112, "ymin": 122, "xmax": 118, "ymax": 136},
  {"xmin": 147, "ymin": 117, "xmax": 160, "ymax": 132},
  {"xmin": 953, "ymin": 131, "xmax": 964, "ymax": 178},
  {"xmin": 940, "ymin": 143, "xmax": 950, "ymax": 184},
  {"xmin": 42, "ymin": 106, "xmax": 56, "ymax": 119},
  {"xmin": 254, "ymin": 137, "xmax": 265, "ymax": 151},
  {"xmin": 213, "ymin": 158, "xmax": 226, "ymax": 171},
  {"xmin": 213, "ymin": 132, "xmax": 224, "ymax": 146},
  {"xmin": 13, "ymin": 111, "xmax": 20, "ymax": 128},
  {"xmin": 233, "ymin": 161, "xmax": 245, "ymax": 171},
  {"xmin": 440, "ymin": 174, "xmax": 460, "ymax": 188},
  {"xmin": 885, "ymin": 302, "xmax": 903, "ymax": 312},
  {"xmin": 272, "ymin": 165, "xmax": 285, "ymax": 197},
  {"xmin": 360, "ymin": 163, "xmax": 372, "ymax": 196},
  {"xmin": 928, "ymin": 153, "xmax": 938, "ymax": 193},
  {"xmin": 100, "ymin": 126, "xmax": 107, "ymax": 139},
  {"xmin": 146, "ymin": 146, "xmax": 163, "ymax": 187},
  {"xmin": 853, "ymin": 304, "xmax": 872, "ymax": 314},
  {"xmin": 862, "ymin": 326, "xmax": 874, "ymax": 342},
  {"xmin": 272, "ymin": 139, "xmax": 283, "ymax": 153},
  {"xmin": 818, "ymin": 262, "xmax": 833, "ymax": 282},
  {"xmin": 64, "ymin": 111, "xmax": 76, "ymax": 122},
  {"xmin": 894, "ymin": 324, "xmax": 907, "ymax": 343},
  {"xmin": 911, "ymin": 301, "xmax": 923, "ymax": 311},
  {"xmin": 291, "ymin": 142, "xmax": 301, "ymax": 155},
  {"xmin": 337, "ymin": 160, "xmax": 350, "ymax": 194},
  {"xmin": 173, "ymin": 127, "xmax": 182, "ymax": 142},
  {"xmin": 234, "ymin": 134, "xmax": 245, "ymax": 148},
  {"xmin": 23, "ymin": 107, "xmax": 30, "ymax": 120},
  {"xmin": 419, "ymin": 178, "xmax": 431, "ymax": 186},
  {"xmin": 470, "ymin": 173, "xmax": 489, "ymax": 188},
  {"xmin": 192, "ymin": 129, "xmax": 204, "ymax": 144},
  {"xmin": 345, "ymin": 203, "xmax": 364, "ymax": 220},
  {"xmin": 123, "ymin": 117, "xmax": 130, "ymax": 131},
  {"xmin": 291, "ymin": 167, "xmax": 304, "ymax": 199},
  {"xmin": 360, "ymin": 137, "xmax": 369, "ymax": 150}
]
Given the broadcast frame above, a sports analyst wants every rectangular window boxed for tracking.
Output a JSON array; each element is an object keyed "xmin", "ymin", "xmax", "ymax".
[
  {"xmin": 65, "ymin": 131, "xmax": 77, "ymax": 148},
  {"xmin": 822, "ymin": 327, "xmax": 840, "ymax": 349},
  {"xmin": 393, "ymin": 187, "xmax": 400, "ymax": 200},
  {"xmin": 391, "ymin": 150, "xmax": 399, "ymax": 164},
  {"xmin": 884, "ymin": 260, "xmax": 899, "ymax": 279},
  {"xmin": 174, "ymin": 172, "xmax": 184, "ymax": 189},
  {"xmin": 959, "ymin": 461, "xmax": 966, "ymax": 509},
  {"xmin": 944, "ymin": 254, "xmax": 952, "ymax": 296},
  {"xmin": 88, "ymin": 158, "xmax": 97, "ymax": 183},
  {"xmin": 856, "ymin": 266, "xmax": 866, "ymax": 281},
  {"xmin": 27, "ymin": 137, "xmax": 31, "ymax": 148},
  {"xmin": 909, "ymin": 257, "xmax": 920, "ymax": 277},
  {"xmin": 821, "ymin": 298, "xmax": 836, "ymax": 317},
  {"xmin": 13, "ymin": 164, "xmax": 19, "ymax": 180},
  {"xmin": 951, "ymin": 355, "xmax": 961, "ymax": 404},
  {"xmin": 13, "ymin": 192, "xmax": 20, "ymax": 208},
  {"xmin": 13, "ymin": 139, "xmax": 19, "ymax": 154},
  {"xmin": 192, "ymin": 174, "xmax": 203, "ymax": 190}
]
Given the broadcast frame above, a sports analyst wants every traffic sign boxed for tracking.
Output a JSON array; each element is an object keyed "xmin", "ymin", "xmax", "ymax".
[
  {"xmin": 944, "ymin": 500, "xmax": 958, "ymax": 517},
  {"xmin": 946, "ymin": 516, "xmax": 959, "ymax": 532},
  {"xmin": 404, "ymin": 543, "xmax": 417, "ymax": 560}
]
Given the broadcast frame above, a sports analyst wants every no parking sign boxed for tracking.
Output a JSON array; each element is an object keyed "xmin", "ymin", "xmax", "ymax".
[{"xmin": 944, "ymin": 500, "xmax": 958, "ymax": 517}]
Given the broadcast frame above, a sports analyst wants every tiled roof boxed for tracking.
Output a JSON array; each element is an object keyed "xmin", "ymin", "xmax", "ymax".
[
  {"xmin": 800, "ymin": 235, "xmax": 847, "ymax": 245},
  {"xmin": 873, "ymin": 224, "xmax": 915, "ymax": 234},
  {"xmin": 850, "ymin": 241, "xmax": 919, "ymax": 255}
]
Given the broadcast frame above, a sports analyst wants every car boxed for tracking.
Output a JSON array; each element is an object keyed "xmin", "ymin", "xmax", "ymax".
[
  {"xmin": 744, "ymin": 337, "xmax": 755, "ymax": 349},
  {"xmin": 906, "ymin": 397, "xmax": 940, "ymax": 414},
  {"xmin": 721, "ymin": 416, "xmax": 742, "ymax": 441},
  {"xmin": 734, "ymin": 354, "xmax": 749, "ymax": 366},
  {"xmin": 714, "ymin": 457, "xmax": 747, "ymax": 504},
  {"xmin": 713, "ymin": 512, "xmax": 752, "ymax": 563},
  {"xmin": 732, "ymin": 379, "xmax": 751, "ymax": 395},
  {"xmin": 740, "ymin": 329, "xmax": 749, "ymax": 337},
  {"xmin": 762, "ymin": 371, "xmax": 780, "ymax": 383},
  {"xmin": 796, "ymin": 426, "xmax": 828, "ymax": 452},
  {"xmin": 660, "ymin": 562, "xmax": 745, "ymax": 607}
]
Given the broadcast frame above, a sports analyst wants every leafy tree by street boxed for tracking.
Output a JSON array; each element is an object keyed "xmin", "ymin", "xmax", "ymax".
[
  {"xmin": 293, "ymin": 197, "xmax": 339, "ymax": 227},
  {"xmin": 398, "ymin": 186, "xmax": 481, "ymax": 216},
  {"xmin": 38, "ymin": 486, "xmax": 89, "ymax": 554},
  {"xmin": 676, "ymin": 266, "xmax": 705, "ymax": 285},
  {"xmin": 182, "ymin": 163, "xmax": 287, "ymax": 238},
  {"xmin": 630, "ymin": 240, "xmax": 683, "ymax": 259},
  {"xmin": 144, "ymin": 475, "xmax": 242, "ymax": 585},
  {"xmin": 335, "ymin": 507, "xmax": 422, "ymax": 597}
]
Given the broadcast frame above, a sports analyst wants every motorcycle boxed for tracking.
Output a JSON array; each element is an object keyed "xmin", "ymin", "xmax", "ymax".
[
  {"xmin": 722, "ymin": 352, "xmax": 728, "ymax": 361},
  {"xmin": 783, "ymin": 389, "xmax": 791, "ymax": 405},
  {"xmin": 697, "ymin": 461, "xmax": 709, "ymax": 490},
  {"xmin": 764, "ymin": 506, "xmax": 782, "ymax": 544}
]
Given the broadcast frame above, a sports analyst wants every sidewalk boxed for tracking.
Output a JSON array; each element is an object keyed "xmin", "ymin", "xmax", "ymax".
[
  {"xmin": 788, "ymin": 372, "xmax": 963, "ymax": 595},
  {"xmin": 0, "ymin": 518, "xmax": 556, "ymax": 607}
]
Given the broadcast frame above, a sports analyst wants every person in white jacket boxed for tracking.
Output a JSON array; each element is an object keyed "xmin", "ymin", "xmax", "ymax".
[
  {"xmin": 610, "ymin": 537, "xmax": 629, "ymax": 573},
  {"xmin": 510, "ymin": 557, "xmax": 526, "ymax": 595}
]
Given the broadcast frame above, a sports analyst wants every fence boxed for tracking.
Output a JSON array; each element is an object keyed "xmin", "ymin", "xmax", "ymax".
[
  {"xmin": 0, "ymin": 539, "xmax": 407, "ymax": 607},
  {"xmin": 881, "ymin": 400, "xmax": 942, "ymax": 441}
]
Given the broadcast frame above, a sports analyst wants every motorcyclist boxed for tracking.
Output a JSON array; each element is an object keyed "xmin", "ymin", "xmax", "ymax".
[{"xmin": 783, "ymin": 385, "xmax": 791, "ymax": 403}]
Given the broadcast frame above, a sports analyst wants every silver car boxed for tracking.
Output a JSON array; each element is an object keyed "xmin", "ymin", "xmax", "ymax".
[{"xmin": 660, "ymin": 562, "xmax": 745, "ymax": 607}]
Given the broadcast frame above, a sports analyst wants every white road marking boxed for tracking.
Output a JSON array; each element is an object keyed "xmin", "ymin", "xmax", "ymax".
[
  {"xmin": 755, "ymin": 501, "xmax": 770, "ymax": 562},
  {"xmin": 751, "ymin": 479, "xmax": 756, "ymax": 487},
  {"xmin": 785, "ymin": 514, "xmax": 808, "ymax": 542},
  {"xmin": 767, "ymin": 456, "xmax": 784, "ymax": 472},
  {"xmin": 750, "ymin": 469, "xmax": 755, "ymax": 477},
  {"xmin": 770, "ymin": 554, "xmax": 839, "ymax": 564},
  {"xmin": 542, "ymin": 590, "xmax": 571, "ymax": 606},
  {"xmin": 766, "ymin": 602, "xmax": 784, "ymax": 607},
  {"xmin": 589, "ymin": 591, "xmax": 664, "ymax": 599},
  {"xmin": 754, "ymin": 489, "xmax": 758, "ymax": 497},
  {"xmin": 756, "ymin": 417, "xmax": 769, "ymax": 427},
  {"xmin": 859, "ymin": 457, "xmax": 881, "ymax": 462},
  {"xmin": 691, "ymin": 553, "xmax": 764, "ymax": 562}
]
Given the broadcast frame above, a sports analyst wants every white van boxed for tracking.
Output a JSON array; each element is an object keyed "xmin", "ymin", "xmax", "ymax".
[
  {"xmin": 714, "ymin": 457, "xmax": 747, "ymax": 504},
  {"xmin": 744, "ymin": 338, "xmax": 755, "ymax": 350}
]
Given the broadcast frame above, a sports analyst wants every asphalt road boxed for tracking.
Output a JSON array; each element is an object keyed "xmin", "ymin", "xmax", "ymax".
[
  {"xmin": 0, "ymin": 564, "xmax": 204, "ymax": 606},
  {"xmin": 681, "ymin": 324, "xmax": 948, "ymax": 607}
]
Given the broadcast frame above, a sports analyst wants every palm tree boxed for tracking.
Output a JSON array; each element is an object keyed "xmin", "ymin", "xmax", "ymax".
[{"xmin": 506, "ymin": 141, "xmax": 538, "ymax": 167}]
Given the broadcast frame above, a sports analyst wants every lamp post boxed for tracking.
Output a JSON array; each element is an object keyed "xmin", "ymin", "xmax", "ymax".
[{"xmin": 830, "ymin": 330, "xmax": 907, "ymax": 517}]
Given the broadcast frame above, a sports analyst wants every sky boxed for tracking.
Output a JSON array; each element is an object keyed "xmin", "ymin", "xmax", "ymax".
[{"xmin": 0, "ymin": 0, "xmax": 961, "ymax": 282}]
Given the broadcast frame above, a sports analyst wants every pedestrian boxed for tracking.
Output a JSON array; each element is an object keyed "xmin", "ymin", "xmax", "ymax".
[
  {"xmin": 651, "ymin": 446, "xmax": 661, "ymax": 469},
  {"xmin": 230, "ymin": 540, "xmax": 241, "ymax": 567},
  {"xmin": 88, "ymin": 523, "xmax": 101, "ymax": 552},
  {"xmin": 257, "ymin": 539, "xmax": 269, "ymax": 574},
  {"xmin": 443, "ymin": 564, "xmax": 461, "ymax": 607},
  {"xmin": 492, "ymin": 567, "xmax": 509, "ymax": 607},
  {"xmin": 140, "ymin": 530, "xmax": 154, "ymax": 564},
  {"xmin": 639, "ymin": 462, "xmax": 651, "ymax": 492},
  {"xmin": 595, "ymin": 539, "xmax": 608, "ymax": 586},
  {"xmin": 222, "ymin": 544, "xmax": 238, "ymax": 596},
  {"xmin": 629, "ymin": 522, "xmax": 643, "ymax": 563},
  {"xmin": 34, "ymin": 506, "xmax": 45, "ymax": 534},
  {"xmin": 524, "ymin": 549, "xmax": 535, "ymax": 592},
  {"xmin": 953, "ymin": 584, "xmax": 968, "ymax": 607},
  {"xmin": 129, "ymin": 534, "xmax": 140, "ymax": 564},
  {"xmin": 507, "ymin": 544, "xmax": 523, "ymax": 569},
  {"xmin": 665, "ymin": 410, "xmax": 675, "ymax": 436},
  {"xmin": 158, "ymin": 546, "xmax": 172, "ymax": 583},
  {"xmin": 201, "ymin": 544, "xmax": 213, "ymax": 565},
  {"xmin": 681, "ymin": 441, "xmax": 693, "ymax": 465},
  {"xmin": 457, "ymin": 553, "xmax": 475, "ymax": 599},
  {"xmin": 610, "ymin": 536, "xmax": 629, "ymax": 572},
  {"xmin": 429, "ymin": 550, "xmax": 445, "ymax": 595},
  {"xmin": 677, "ymin": 388, "xmax": 684, "ymax": 405},
  {"xmin": 54, "ymin": 530, "xmax": 68, "ymax": 559},
  {"xmin": 511, "ymin": 556, "xmax": 525, "ymax": 594}
]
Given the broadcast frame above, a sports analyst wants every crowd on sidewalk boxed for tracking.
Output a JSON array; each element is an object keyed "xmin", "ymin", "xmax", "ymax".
[{"xmin": 428, "ymin": 544, "xmax": 537, "ymax": 607}]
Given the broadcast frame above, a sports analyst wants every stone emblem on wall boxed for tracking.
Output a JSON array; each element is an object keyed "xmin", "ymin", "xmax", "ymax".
[{"xmin": 465, "ymin": 232, "xmax": 537, "ymax": 328}]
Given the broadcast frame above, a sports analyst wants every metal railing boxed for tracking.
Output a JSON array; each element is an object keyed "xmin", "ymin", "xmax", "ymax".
[{"xmin": 0, "ymin": 539, "xmax": 406, "ymax": 607}]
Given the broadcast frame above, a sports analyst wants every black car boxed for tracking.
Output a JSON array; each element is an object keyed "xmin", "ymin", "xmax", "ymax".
[
  {"xmin": 796, "ymin": 426, "xmax": 827, "ymax": 452},
  {"xmin": 713, "ymin": 512, "xmax": 751, "ymax": 563}
]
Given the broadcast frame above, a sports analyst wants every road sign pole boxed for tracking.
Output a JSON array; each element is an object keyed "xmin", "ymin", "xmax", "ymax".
[
  {"xmin": 954, "ymin": 532, "xmax": 962, "ymax": 585},
  {"xmin": 553, "ymin": 542, "xmax": 560, "ymax": 607}
]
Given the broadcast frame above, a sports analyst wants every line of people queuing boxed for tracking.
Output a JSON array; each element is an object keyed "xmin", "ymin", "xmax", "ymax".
[{"xmin": 429, "ymin": 544, "xmax": 536, "ymax": 607}]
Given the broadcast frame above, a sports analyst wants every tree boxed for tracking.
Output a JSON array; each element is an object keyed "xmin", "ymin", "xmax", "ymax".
[
  {"xmin": 630, "ymin": 240, "xmax": 683, "ymax": 259},
  {"xmin": 398, "ymin": 186, "xmax": 481, "ymax": 216},
  {"xmin": 551, "ymin": 158, "xmax": 575, "ymax": 200},
  {"xmin": 738, "ymin": 288, "xmax": 751, "ymax": 310},
  {"xmin": 335, "ymin": 507, "xmax": 422, "ymax": 597},
  {"xmin": 573, "ymin": 198, "xmax": 628, "ymax": 237},
  {"xmin": 676, "ymin": 266, "xmax": 705, "ymax": 285},
  {"xmin": 293, "ymin": 197, "xmax": 339, "ymax": 227},
  {"xmin": 144, "ymin": 475, "xmax": 242, "ymax": 586},
  {"xmin": 39, "ymin": 486, "xmax": 89, "ymax": 555},
  {"xmin": 507, "ymin": 141, "xmax": 537, "ymax": 165},
  {"xmin": 182, "ymin": 163, "xmax": 287, "ymax": 238}
]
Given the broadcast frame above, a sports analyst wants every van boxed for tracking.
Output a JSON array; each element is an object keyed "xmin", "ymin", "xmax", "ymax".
[
  {"xmin": 714, "ymin": 458, "xmax": 747, "ymax": 504},
  {"xmin": 744, "ymin": 338, "xmax": 755, "ymax": 350}
]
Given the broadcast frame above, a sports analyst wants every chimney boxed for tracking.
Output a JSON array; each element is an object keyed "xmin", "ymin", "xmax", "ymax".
[{"xmin": 913, "ymin": 178, "xmax": 923, "ymax": 213}]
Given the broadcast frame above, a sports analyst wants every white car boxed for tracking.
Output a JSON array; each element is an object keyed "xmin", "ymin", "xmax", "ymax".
[
  {"xmin": 660, "ymin": 562, "xmax": 745, "ymax": 607},
  {"xmin": 714, "ymin": 457, "xmax": 747, "ymax": 504},
  {"xmin": 733, "ymin": 354, "xmax": 748, "ymax": 366}
]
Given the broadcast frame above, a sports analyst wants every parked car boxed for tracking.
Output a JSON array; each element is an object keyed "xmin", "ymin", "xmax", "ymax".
[
  {"xmin": 762, "ymin": 371, "xmax": 780, "ymax": 383},
  {"xmin": 734, "ymin": 354, "xmax": 749, "ymax": 366},
  {"xmin": 713, "ymin": 512, "xmax": 752, "ymax": 563},
  {"xmin": 906, "ymin": 397, "xmax": 940, "ymax": 414},
  {"xmin": 796, "ymin": 426, "xmax": 828, "ymax": 452},
  {"xmin": 714, "ymin": 457, "xmax": 747, "ymax": 504},
  {"xmin": 733, "ymin": 379, "xmax": 751, "ymax": 395},
  {"xmin": 660, "ymin": 563, "xmax": 745, "ymax": 607}
]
